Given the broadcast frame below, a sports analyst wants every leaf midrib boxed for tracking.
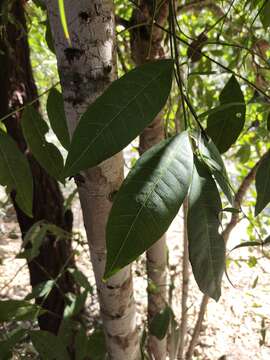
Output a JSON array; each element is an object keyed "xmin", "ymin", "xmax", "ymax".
[
  {"xmin": 106, "ymin": 137, "xmax": 187, "ymax": 276},
  {"xmin": 66, "ymin": 65, "xmax": 170, "ymax": 174}
]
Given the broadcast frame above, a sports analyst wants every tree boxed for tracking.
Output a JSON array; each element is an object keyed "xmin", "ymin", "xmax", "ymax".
[
  {"xmin": 45, "ymin": 0, "xmax": 140, "ymax": 358},
  {"xmin": 0, "ymin": 0, "xmax": 76, "ymax": 334},
  {"xmin": 129, "ymin": 1, "xmax": 169, "ymax": 358},
  {"xmin": 1, "ymin": 0, "xmax": 270, "ymax": 359}
]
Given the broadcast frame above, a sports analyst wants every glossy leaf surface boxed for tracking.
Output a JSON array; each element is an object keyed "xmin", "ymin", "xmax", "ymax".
[
  {"xmin": 206, "ymin": 75, "xmax": 246, "ymax": 153},
  {"xmin": 104, "ymin": 131, "xmax": 193, "ymax": 279},
  {"xmin": 63, "ymin": 60, "xmax": 174, "ymax": 177},
  {"xmin": 188, "ymin": 157, "xmax": 225, "ymax": 301}
]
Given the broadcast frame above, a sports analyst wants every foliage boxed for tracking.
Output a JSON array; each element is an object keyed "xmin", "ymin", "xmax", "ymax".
[{"xmin": 1, "ymin": 0, "xmax": 270, "ymax": 358}]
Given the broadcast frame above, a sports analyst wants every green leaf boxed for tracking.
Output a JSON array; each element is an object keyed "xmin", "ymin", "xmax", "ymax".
[
  {"xmin": 206, "ymin": 75, "xmax": 246, "ymax": 153},
  {"xmin": 0, "ymin": 131, "xmax": 33, "ymax": 217},
  {"xmin": 196, "ymin": 132, "xmax": 234, "ymax": 204},
  {"xmin": 57, "ymin": 0, "xmax": 71, "ymax": 45},
  {"xmin": 47, "ymin": 88, "xmax": 70, "ymax": 150},
  {"xmin": 75, "ymin": 327, "xmax": 88, "ymax": 360},
  {"xmin": 30, "ymin": 330, "xmax": 69, "ymax": 360},
  {"xmin": 0, "ymin": 300, "xmax": 44, "ymax": 322},
  {"xmin": 255, "ymin": 151, "xmax": 270, "ymax": 216},
  {"xmin": 188, "ymin": 157, "xmax": 225, "ymax": 301},
  {"xmin": 149, "ymin": 306, "xmax": 171, "ymax": 340},
  {"xmin": 0, "ymin": 329, "xmax": 27, "ymax": 360},
  {"xmin": 22, "ymin": 106, "xmax": 64, "ymax": 181},
  {"xmin": 25, "ymin": 280, "xmax": 54, "ymax": 300},
  {"xmin": 63, "ymin": 60, "xmax": 174, "ymax": 177},
  {"xmin": 68, "ymin": 268, "xmax": 93, "ymax": 293},
  {"xmin": 0, "ymin": 122, "xmax": 7, "ymax": 132},
  {"xmin": 104, "ymin": 131, "xmax": 193, "ymax": 279},
  {"xmin": 267, "ymin": 112, "xmax": 270, "ymax": 131},
  {"xmin": 260, "ymin": 0, "xmax": 270, "ymax": 29},
  {"xmin": 57, "ymin": 318, "xmax": 78, "ymax": 348},
  {"xmin": 17, "ymin": 221, "xmax": 48, "ymax": 261},
  {"xmin": 64, "ymin": 290, "xmax": 88, "ymax": 318},
  {"xmin": 87, "ymin": 328, "xmax": 106, "ymax": 360},
  {"xmin": 45, "ymin": 19, "xmax": 55, "ymax": 53},
  {"xmin": 222, "ymin": 207, "xmax": 240, "ymax": 214},
  {"xmin": 32, "ymin": 0, "xmax": 46, "ymax": 9},
  {"xmin": 230, "ymin": 240, "xmax": 262, "ymax": 251},
  {"xmin": 236, "ymin": 144, "xmax": 251, "ymax": 163}
]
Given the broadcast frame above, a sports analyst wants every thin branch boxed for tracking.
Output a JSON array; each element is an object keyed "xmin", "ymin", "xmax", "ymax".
[
  {"xmin": 178, "ymin": 0, "xmax": 224, "ymax": 17},
  {"xmin": 154, "ymin": 23, "xmax": 270, "ymax": 100},
  {"xmin": 185, "ymin": 151, "xmax": 269, "ymax": 359},
  {"xmin": 115, "ymin": 15, "xmax": 131, "ymax": 29},
  {"xmin": 185, "ymin": 295, "xmax": 209, "ymax": 360}
]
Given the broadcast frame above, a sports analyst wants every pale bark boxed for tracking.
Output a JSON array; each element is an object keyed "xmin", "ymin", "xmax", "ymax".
[
  {"xmin": 45, "ymin": 1, "xmax": 139, "ymax": 358},
  {"xmin": 130, "ymin": 1, "xmax": 169, "ymax": 358}
]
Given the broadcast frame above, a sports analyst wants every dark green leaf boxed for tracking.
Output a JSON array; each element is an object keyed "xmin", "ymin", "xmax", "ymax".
[
  {"xmin": 57, "ymin": 318, "xmax": 78, "ymax": 348},
  {"xmin": 30, "ymin": 330, "xmax": 68, "ymax": 360},
  {"xmin": 231, "ymin": 240, "xmax": 262, "ymax": 251},
  {"xmin": 0, "ymin": 329, "xmax": 27, "ymax": 360},
  {"xmin": 236, "ymin": 144, "xmax": 251, "ymax": 164},
  {"xmin": 267, "ymin": 112, "xmax": 270, "ymax": 131},
  {"xmin": 64, "ymin": 291, "xmax": 88, "ymax": 318},
  {"xmin": 25, "ymin": 280, "xmax": 54, "ymax": 300},
  {"xmin": 17, "ymin": 221, "xmax": 48, "ymax": 261},
  {"xmin": 75, "ymin": 327, "xmax": 88, "ymax": 360},
  {"xmin": 222, "ymin": 207, "xmax": 240, "ymax": 214},
  {"xmin": 68, "ymin": 268, "xmax": 93, "ymax": 293},
  {"xmin": 198, "ymin": 102, "xmax": 245, "ymax": 120},
  {"xmin": 149, "ymin": 306, "xmax": 171, "ymax": 340},
  {"xmin": 104, "ymin": 132, "xmax": 193, "ymax": 279},
  {"xmin": 206, "ymin": 76, "xmax": 246, "ymax": 153},
  {"xmin": 22, "ymin": 106, "xmax": 64, "ymax": 181},
  {"xmin": 188, "ymin": 157, "xmax": 225, "ymax": 301},
  {"xmin": 197, "ymin": 133, "xmax": 234, "ymax": 204},
  {"xmin": 231, "ymin": 235, "xmax": 270, "ymax": 251},
  {"xmin": 32, "ymin": 0, "xmax": 46, "ymax": 9},
  {"xmin": 255, "ymin": 151, "xmax": 270, "ymax": 216},
  {"xmin": 87, "ymin": 328, "xmax": 106, "ymax": 360},
  {"xmin": 63, "ymin": 60, "xmax": 174, "ymax": 177},
  {"xmin": 47, "ymin": 88, "xmax": 70, "ymax": 149},
  {"xmin": 260, "ymin": 0, "xmax": 270, "ymax": 29},
  {"xmin": 0, "ymin": 131, "xmax": 33, "ymax": 217},
  {"xmin": 0, "ymin": 300, "xmax": 44, "ymax": 322},
  {"xmin": 45, "ymin": 19, "xmax": 55, "ymax": 53}
]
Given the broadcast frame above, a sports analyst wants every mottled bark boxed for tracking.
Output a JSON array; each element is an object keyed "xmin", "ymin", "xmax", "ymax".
[
  {"xmin": 130, "ymin": 1, "xmax": 169, "ymax": 359},
  {"xmin": 0, "ymin": 0, "xmax": 75, "ymax": 334},
  {"xmin": 45, "ymin": 1, "xmax": 140, "ymax": 358}
]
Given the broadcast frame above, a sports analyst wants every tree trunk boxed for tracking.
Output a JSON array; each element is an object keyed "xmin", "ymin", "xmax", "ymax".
[
  {"xmin": 130, "ymin": 1, "xmax": 169, "ymax": 358},
  {"xmin": 45, "ymin": 1, "xmax": 140, "ymax": 358},
  {"xmin": 0, "ymin": 0, "xmax": 75, "ymax": 334}
]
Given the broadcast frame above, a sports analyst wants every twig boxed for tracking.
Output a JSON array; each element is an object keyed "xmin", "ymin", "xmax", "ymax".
[
  {"xmin": 154, "ymin": 23, "xmax": 270, "ymax": 100},
  {"xmin": 185, "ymin": 151, "xmax": 269, "ymax": 359},
  {"xmin": 185, "ymin": 295, "xmax": 209, "ymax": 360}
]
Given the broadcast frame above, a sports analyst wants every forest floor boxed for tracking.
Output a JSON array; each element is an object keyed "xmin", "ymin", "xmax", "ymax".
[{"xmin": 1, "ymin": 151, "xmax": 270, "ymax": 359}]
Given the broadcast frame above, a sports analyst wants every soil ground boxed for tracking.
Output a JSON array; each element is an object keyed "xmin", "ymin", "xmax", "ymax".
[{"xmin": 1, "ymin": 151, "xmax": 270, "ymax": 359}]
